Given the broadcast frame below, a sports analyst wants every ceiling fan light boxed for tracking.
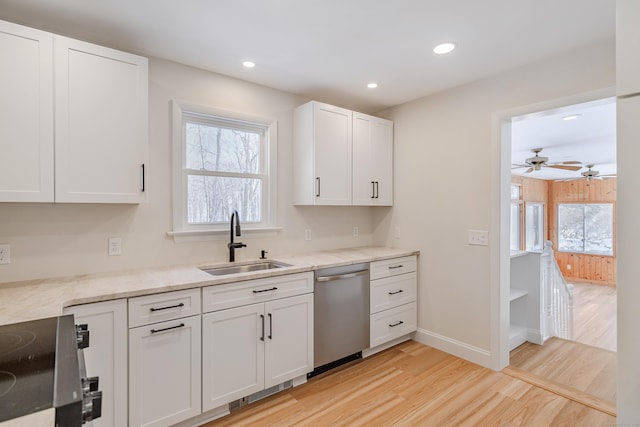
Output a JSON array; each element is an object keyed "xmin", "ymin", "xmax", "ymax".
[{"xmin": 433, "ymin": 42, "xmax": 455, "ymax": 55}]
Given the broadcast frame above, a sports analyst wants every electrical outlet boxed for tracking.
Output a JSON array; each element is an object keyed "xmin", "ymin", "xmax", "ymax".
[
  {"xmin": 108, "ymin": 237, "xmax": 122, "ymax": 256},
  {"xmin": 468, "ymin": 230, "xmax": 489, "ymax": 246},
  {"xmin": 304, "ymin": 229, "xmax": 311, "ymax": 241},
  {"xmin": 0, "ymin": 244, "xmax": 10, "ymax": 265},
  {"xmin": 567, "ymin": 264, "xmax": 572, "ymax": 270},
  {"xmin": 353, "ymin": 227, "xmax": 359, "ymax": 237}
]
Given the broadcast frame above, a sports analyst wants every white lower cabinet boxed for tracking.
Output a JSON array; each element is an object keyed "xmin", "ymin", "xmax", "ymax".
[
  {"xmin": 63, "ymin": 299, "xmax": 128, "ymax": 427},
  {"xmin": 202, "ymin": 281, "xmax": 313, "ymax": 412},
  {"xmin": 128, "ymin": 289, "xmax": 202, "ymax": 427}
]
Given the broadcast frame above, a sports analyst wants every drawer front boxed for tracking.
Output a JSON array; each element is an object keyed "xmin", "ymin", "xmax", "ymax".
[
  {"xmin": 370, "ymin": 302, "xmax": 417, "ymax": 348},
  {"xmin": 202, "ymin": 272, "xmax": 313, "ymax": 313},
  {"xmin": 370, "ymin": 255, "xmax": 417, "ymax": 280},
  {"xmin": 129, "ymin": 288, "xmax": 201, "ymax": 328},
  {"xmin": 370, "ymin": 272, "xmax": 417, "ymax": 314}
]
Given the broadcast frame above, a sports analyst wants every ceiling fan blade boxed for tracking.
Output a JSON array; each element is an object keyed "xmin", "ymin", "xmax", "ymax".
[
  {"xmin": 511, "ymin": 164, "xmax": 528, "ymax": 169},
  {"xmin": 558, "ymin": 161, "xmax": 582, "ymax": 165},
  {"xmin": 554, "ymin": 178, "xmax": 579, "ymax": 182},
  {"xmin": 547, "ymin": 164, "xmax": 582, "ymax": 171}
]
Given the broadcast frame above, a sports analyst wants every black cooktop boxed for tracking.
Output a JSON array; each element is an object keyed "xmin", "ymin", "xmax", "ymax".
[{"xmin": 0, "ymin": 317, "xmax": 60, "ymax": 422}]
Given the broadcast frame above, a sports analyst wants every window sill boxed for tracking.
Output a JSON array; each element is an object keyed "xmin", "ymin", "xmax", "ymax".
[{"xmin": 168, "ymin": 226, "xmax": 283, "ymax": 243}]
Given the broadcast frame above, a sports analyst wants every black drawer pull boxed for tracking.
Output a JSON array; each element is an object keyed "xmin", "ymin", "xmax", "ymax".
[
  {"xmin": 150, "ymin": 302, "xmax": 185, "ymax": 312},
  {"xmin": 260, "ymin": 314, "xmax": 265, "ymax": 341},
  {"xmin": 150, "ymin": 323, "xmax": 184, "ymax": 334},
  {"xmin": 389, "ymin": 320, "xmax": 404, "ymax": 328},
  {"xmin": 253, "ymin": 287, "xmax": 278, "ymax": 294},
  {"xmin": 388, "ymin": 265, "xmax": 404, "ymax": 269},
  {"xmin": 388, "ymin": 290, "xmax": 404, "ymax": 295}
]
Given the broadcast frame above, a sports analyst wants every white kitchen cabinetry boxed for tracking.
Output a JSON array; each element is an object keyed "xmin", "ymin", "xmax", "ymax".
[
  {"xmin": 0, "ymin": 20, "xmax": 54, "ymax": 202},
  {"xmin": 0, "ymin": 19, "xmax": 148, "ymax": 204},
  {"xmin": 55, "ymin": 36, "xmax": 148, "ymax": 203},
  {"xmin": 369, "ymin": 256, "xmax": 417, "ymax": 348},
  {"xmin": 201, "ymin": 273, "xmax": 314, "ymax": 412},
  {"xmin": 128, "ymin": 289, "xmax": 201, "ymax": 427},
  {"xmin": 63, "ymin": 299, "xmax": 128, "ymax": 427},
  {"xmin": 353, "ymin": 112, "xmax": 393, "ymax": 206},
  {"xmin": 617, "ymin": 0, "xmax": 640, "ymax": 96},
  {"xmin": 294, "ymin": 101, "xmax": 352, "ymax": 205}
]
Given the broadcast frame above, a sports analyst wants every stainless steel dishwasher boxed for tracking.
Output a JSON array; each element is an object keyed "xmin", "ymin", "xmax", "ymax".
[{"xmin": 310, "ymin": 263, "xmax": 370, "ymax": 377}]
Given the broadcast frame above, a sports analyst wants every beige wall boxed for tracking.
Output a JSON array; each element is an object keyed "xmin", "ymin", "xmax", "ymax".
[
  {"xmin": 0, "ymin": 57, "xmax": 377, "ymax": 283},
  {"xmin": 374, "ymin": 38, "xmax": 615, "ymax": 360}
]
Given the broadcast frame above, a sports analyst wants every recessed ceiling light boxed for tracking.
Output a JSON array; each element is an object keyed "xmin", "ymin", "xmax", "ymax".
[
  {"xmin": 367, "ymin": 83, "xmax": 378, "ymax": 89},
  {"xmin": 433, "ymin": 42, "xmax": 455, "ymax": 55},
  {"xmin": 562, "ymin": 114, "xmax": 582, "ymax": 121},
  {"xmin": 242, "ymin": 61, "xmax": 256, "ymax": 68}
]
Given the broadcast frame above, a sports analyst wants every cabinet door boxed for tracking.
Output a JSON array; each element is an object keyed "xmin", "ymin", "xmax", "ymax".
[
  {"xmin": 264, "ymin": 294, "xmax": 314, "ymax": 388},
  {"xmin": 314, "ymin": 102, "xmax": 352, "ymax": 205},
  {"xmin": 54, "ymin": 36, "xmax": 148, "ymax": 203},
  {"xmin": 353, "ymin": 112, "xmax": 393, "ymax": 206},
  {"xmin": 0, "ymin": 20, "xmax": 54, "ymax": 202},
  {"xmin": 63, "ymin": 299, "xmax": 128, "ymax": 427},
  {"xmin": 129, "ymin": 315, "xmax": 201, "ymax": 427},
  {"xmin": 202, "ymin": 304, "xmax": 265, "ymax": 411}
]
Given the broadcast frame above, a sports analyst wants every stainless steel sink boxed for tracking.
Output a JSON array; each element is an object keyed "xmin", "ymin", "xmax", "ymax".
[{"xmin": 200, "ymin": 261, "xmax": 291, "ymax": 276}]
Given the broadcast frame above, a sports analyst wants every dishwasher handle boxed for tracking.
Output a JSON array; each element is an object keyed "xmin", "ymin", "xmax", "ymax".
[{"xmin": 316, "ymin": 269, "xmax": 369, "ymax": 282}]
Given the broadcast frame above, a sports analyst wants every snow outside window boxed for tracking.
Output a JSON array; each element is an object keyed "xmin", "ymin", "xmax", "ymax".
[{"xmin": 557, "ymin": 203, "xmax": 613, "ymax": 256}]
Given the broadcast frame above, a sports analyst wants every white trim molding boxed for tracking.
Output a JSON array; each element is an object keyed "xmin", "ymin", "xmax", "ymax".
[{"xmin": 414, "ymin": 328, "xmax": 493, "ymax": 369}]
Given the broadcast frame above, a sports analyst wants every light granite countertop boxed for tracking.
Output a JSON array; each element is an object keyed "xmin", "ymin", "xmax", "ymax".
[{"xmin": 0, "ymin": 246, "xmax": 418, "ymax": 326}]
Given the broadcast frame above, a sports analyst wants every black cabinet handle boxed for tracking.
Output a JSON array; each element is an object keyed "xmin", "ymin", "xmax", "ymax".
[
  {"xmin": 388, "ymin": 289, "xmax": 404, "ymax": 295},
  {"xmin": 141, "ymin": 163, "xmax": 146, "ymax": 192},
  {"xmin": 260, "ymin": 314, "xmax": 265, "ymax": 341},
  {"xmin": 150, "ymin": 302, "xmax": 185, "ymax": 312},
  {"xmin": 253, "ymin": 287, "xmax": 278, "ymax": 294},
  {"xmin": 375, "ymin": 181, "xmax": 379, "ymax": 199},
  {"xmin": 371, "ymin": 181, "xmax": 375, "ymax": 199},
  {"xmin": 268, "ymin": 313, "xmax": 273, "ymax": 339},
  {"xmin": 150, "ymin": 323, "xmax": 184, "ymax": 334},
  {"xmin": 316, "ymin": 177, "xmax": 321, "ymax": 197},
  {"xmin": 388, "ymin": 265, "xmax": 404, "ymax": 270},
  {"xmin": 389, "ymin": 320, "xmax": 404, "ymax": 328}
]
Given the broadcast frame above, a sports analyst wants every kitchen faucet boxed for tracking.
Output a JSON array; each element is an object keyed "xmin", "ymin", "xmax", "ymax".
[{"xmin": 228, "ymin": 210, "xmax": 246, "ymax": 262}]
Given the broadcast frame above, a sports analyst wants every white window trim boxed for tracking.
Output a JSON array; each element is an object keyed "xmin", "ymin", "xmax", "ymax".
[
  {"xmin": 556, "ymin": 202, "xmax": 614, "ymax": 256},
  {"xmin": 169, "ymin": 100, "xmax": 279, "ymax": 240}
]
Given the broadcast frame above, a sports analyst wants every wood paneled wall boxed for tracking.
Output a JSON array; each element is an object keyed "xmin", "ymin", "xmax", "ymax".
[
  {"xmin": 511, "ymin": 175, "xmax": 616, "ymax": 285},
  {"xmin": 548, "ymin": 178, "xmax": 616, "ymax": 286}
]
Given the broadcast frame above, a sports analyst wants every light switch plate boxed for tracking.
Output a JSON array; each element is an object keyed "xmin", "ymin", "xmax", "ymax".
[
  {"xmin": 108, "ymin": 237, "xmax": 122, "ymax": 256},
  {"xmin": 468, "ymin": 230, "xmax": 489, "ymax": 246},
  {"xmin": 0, "ymin": 244, "xmax": 10, "ymax": 264}
]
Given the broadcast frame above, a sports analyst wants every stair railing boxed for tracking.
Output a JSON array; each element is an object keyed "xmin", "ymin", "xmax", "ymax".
[{"xmin": 540, "ymin": 240, "xmax": 574, "ymax": 341}]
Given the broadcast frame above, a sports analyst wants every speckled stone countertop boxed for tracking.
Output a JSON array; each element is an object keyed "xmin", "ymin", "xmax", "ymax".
[{"xmin": 0, "ymin": 246, "xmax": 418, "ymax": 326}]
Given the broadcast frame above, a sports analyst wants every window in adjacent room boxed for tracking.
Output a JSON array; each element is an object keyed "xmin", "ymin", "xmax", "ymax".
[
  {"xmin": 557, "ymin": 203, "xmax": 614, "ymax": 256},
  {"xmin": 510, "ymin": 184, "xmax": 523, "ymax": 251},
  {"xmin": 525, "ymin": 202, "xmax": 544, "ymax": 251},
  {"xmin": 171, "ymin": 101, "xmax": 277, "ymax": 235}
]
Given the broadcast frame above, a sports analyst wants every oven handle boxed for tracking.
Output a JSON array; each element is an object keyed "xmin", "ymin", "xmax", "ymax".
[{"xmin": 316, "ymin": 269, "xmax": 369, "ymax": 282}]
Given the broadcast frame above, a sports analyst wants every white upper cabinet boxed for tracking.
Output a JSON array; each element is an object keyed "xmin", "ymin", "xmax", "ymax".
[
  {"xmin": 293, "ymin": 100, "xmax": 393, "ymax": 206},
  {"xmin": 617, "ymin": 0, "xmax": 640, "ymax": 96},
  {"xmin": 55, "ymin": 36, "xmax": 148, "ymax": 203},
  {"xmin": 0, "ymin": 21, "xmax": 54, "ymax": 202},
  {"xmin": 352, "ymin": 112, "xmax": 393, "ymax": 206},
  {"xmin": 0, "ymin": 19, "xmax": 148, "ymax": 204},
  {"xmin": 294, "ymin": 101, "xmax": 353, "ymax": 205}
]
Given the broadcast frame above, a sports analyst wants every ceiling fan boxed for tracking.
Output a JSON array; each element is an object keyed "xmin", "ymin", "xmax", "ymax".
[
  {"xmin": 555, "ymin": 164, "xmax": 616, "ymax": 182},
  {"xmin": 512, "ymin": 148, "xmax": 582, "ymax": 173}
]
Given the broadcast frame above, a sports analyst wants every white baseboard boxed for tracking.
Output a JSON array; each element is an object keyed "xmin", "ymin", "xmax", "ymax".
[
  {"xmin": 172, "ymin": 404, "xmax": 229, "ymax": 427},
  {"xmin": 413, "ymin": 328, "xmax": 492, "ymax": 369},
  {"xmin": 362, "ymin": 334, "xmax": 412, "ymax": 358},
  {"xmin": 526, "ymin": 328, "xmax": 543, "ymax": 345}
]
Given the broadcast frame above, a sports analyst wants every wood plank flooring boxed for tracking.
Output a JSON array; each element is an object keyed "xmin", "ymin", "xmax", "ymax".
[
  {"xmin": 570, "ymin": 282, "xmax": 616, "ymax": 351},
  {"xmin": 203, "ymin": 341, "xmax": 614, "ymax": 427}
]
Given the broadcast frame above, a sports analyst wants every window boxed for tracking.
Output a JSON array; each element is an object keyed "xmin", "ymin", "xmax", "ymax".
[
  {"xmin": 525, "ymin": 203, "xmax": 544, "ymax": 251},
  {"xmin": 171, "ymin": 101, "xmax": 277, "ymax": 235},
  {"xmin": 557, "ymin": 203, "xmax": 614, "ymax": 255},
  {"xmin": 510, "ymin": 184, "xmax": 523, "ymax": 251}
]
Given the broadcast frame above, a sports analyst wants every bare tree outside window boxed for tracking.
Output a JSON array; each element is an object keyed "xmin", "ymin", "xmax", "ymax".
[
  {"xmin": 185, "ymin": 119, "xmax": 265, "ymax": 224},
  {"xmin": 557, "ymin": 203, "xmax": 613, "ymax": 255}
]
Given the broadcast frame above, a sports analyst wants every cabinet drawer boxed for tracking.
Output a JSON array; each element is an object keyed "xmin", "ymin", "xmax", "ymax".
[
  {"xmin": 370, "ymin": 272, "xmax": 417, "ymax": 314},
  {"xmin": 370, "ymin": 302, "xmax": 417, "ymax": 348},
  {"xmin": 202, "ymin": 272, "xmax": 314, "ymax": 313},
  {"xmin": 128, "ymin": 288, "xmax": 201, "ymax": 328},
  {"xmin": 370, "ymin": 256, "xmax": 417, "ymax": 280}
]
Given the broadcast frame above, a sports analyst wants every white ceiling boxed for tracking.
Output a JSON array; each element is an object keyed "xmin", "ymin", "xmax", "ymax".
[
  {"xmin": 0, "ymin": 0, "xmax": 615, "ymax": 113},
  {"xmin": 0, "ymin": 0, "xmax": 617, "ymax": 178}
]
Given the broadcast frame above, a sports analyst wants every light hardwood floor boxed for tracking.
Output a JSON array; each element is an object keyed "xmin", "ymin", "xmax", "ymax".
[
  {"xmin": 570, "ymin": 282, "xmax": 616, "ymax": 352},
  {"xmin": 204, "ymin": 341, "xmax": 614, "ymax": 427}
]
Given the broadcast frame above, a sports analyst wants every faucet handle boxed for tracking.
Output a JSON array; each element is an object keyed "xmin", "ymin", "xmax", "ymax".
[{"xmin": 260, "ymin": 250, "xmax": 268, "ymax": 259}]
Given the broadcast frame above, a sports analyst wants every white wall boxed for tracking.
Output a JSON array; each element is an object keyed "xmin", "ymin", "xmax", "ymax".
[
  {"xmin": 374, "ymin": 38, "xmax": 615, "ymax": 366},
  {"xmin": 0, "ymin": 57, "xmax": 376, "ymax": 283}
]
